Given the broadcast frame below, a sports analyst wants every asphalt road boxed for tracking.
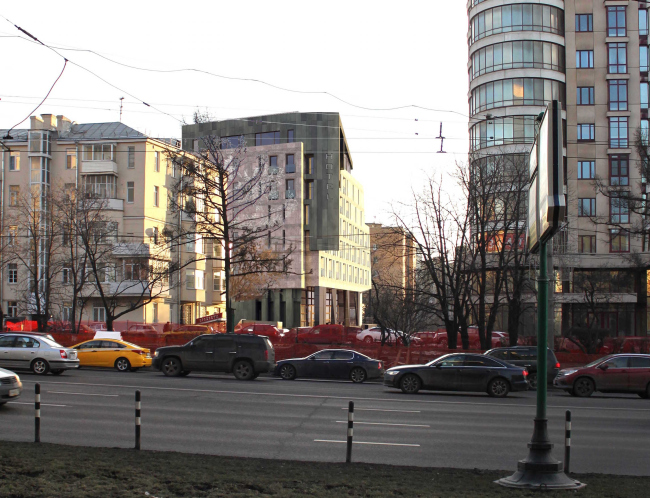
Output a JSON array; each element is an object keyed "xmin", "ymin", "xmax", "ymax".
[{"xmin": 1, "ymin": 367, "xmax": 648, "ymax": 476}]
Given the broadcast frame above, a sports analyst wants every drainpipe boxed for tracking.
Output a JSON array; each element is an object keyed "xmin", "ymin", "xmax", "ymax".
[{"xmin": 0, "ymin": 142, "xmax": 7, "ymax": 320}]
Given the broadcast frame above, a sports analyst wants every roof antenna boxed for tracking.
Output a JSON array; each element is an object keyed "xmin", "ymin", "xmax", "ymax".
[
  {"xmin": 119, "ymin": 97, "xmax": 124, "ymax": 122},
  {"xmin": 436, "ymin": 122, "xmax": 446, "ymax": 153}
]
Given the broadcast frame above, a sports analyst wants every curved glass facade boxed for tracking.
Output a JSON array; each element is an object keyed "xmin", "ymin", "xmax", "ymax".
[
  {"xmin": 470, "ymin": 40, "xmax": 565, "ymax": 80},
  {"xmin": 470, "ymin": 116, "xmax": 538, "ymax": 151},
  {"xmin": 469, "ymin": 4, "xmax": 564, "ymax": 43},
  {"xmin": 470, "ymin": 78, "xmax": 565, "ymax": 114}
]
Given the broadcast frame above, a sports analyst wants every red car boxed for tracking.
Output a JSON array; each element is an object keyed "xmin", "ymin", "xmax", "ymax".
[
  {"xmin": 296, "ymin": 324, "xmax": 359, "ymax": 344},
  {"xmin": 236, "ymin": 323, "xmax": 283, "ymax": 340},
  {"xmin": 553, "ymin": 354, "xmax": 650, "ymax": 398}
]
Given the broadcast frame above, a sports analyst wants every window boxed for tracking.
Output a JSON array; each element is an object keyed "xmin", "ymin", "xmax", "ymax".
[
  {"xmin": 576, "ymin": 87, "xmax": 594, "ymax": 105},
  {"xmin": 186, "ymin": 269, "xmax": 195, "ymax": 289},
  {"xmin": 153, "ymin": 186, "xmax": 159, "ymax": 207},
  {"xmin": 470, "ymin": 116, "xmax": 537, "ymax": 150},
  {"xmin": 305, "ymin": 181, "xmax": 313, "ymax": 199},
  {"xmin": 9, "ymin": 185, "xmax": 19, "ymax": 206},
  {"xmin": 471, "ymin": 41, "xmax": 565, "ymax": 79},
  {"xmin": 7, "ymin": 301, "xmax": 18, "ymax": 317},
  {"xmin": 8, "ymin": 263, "xmax": 17, "ymax": 284},
  {"xmin": 469, "ymin": 4, "xmax": 564, "ymax": 43},
  {"xmin": 610, "ymin": 155, "xmax": 629, "ymax": 186},
  {"xmin": 152, "ymin": 303, "xmax": 158, "ymax": 323},
  {"xmin": 255, "ymin": 131, "xmax": 280, "ymax": 146},
  {"xmin": 641, "ymin": 9, "xmax": 649, "ymax": 36},
  {"xmin": 607, "ymin": 6, "xmax": 626, "ymax": 37},
  {"xmin": 578, "ymin": 236, "xmax": 596, "ymax": 254},
  {"xmin": 610, "ymin": 195, "xmax": 629, "ymax": 223},
  {"xmin": 576, "ymin": 50, "xmax": 594, "ymax": 68},
  {"xmin": 213, "ymin": 273, "xmax": 222, "ymax": 292},
  {"xmin": 82, "ymin": 144, "xmax": 114, "ymax": 161},
  {"xmin": 93, "ymin": 307, "xmax": 106, "ymax": 322},
  {"xmin": 642, "ymin": 83, "xmax": 649, "ymax": 110},
  {"xmin": 575, "ymin": 14, "xmax": 593, "ymax": 32},
  {"xmin": 9, "ymin": 152, "xmax": 20, "ymax": 171},
  {"xmin": 641, "ymin": 46, "xmax": 649, "ymax": 72},
  {"xmin": 286, "ymin": 179, "xmax": 294, "ymax": 191},
  {"xmin": 608, "ymin": 43, "xmax": 627, "ymax": 73},
  {"xmin": 304, "ymin": 204, "xmax": 310, "ymax": 225},
  {"xmin": 285, "ymin": 154, "xmax": 295, "ymax": 173},
  {"xmin": 471, "ymin": 78, "xmax": 566, "ymax": 114},
  {"xmin": 127, "ymin": 181, "xmax": 134, "ymax": 203},
  {"xmin": 577, "ymin": 124, "xmax": 595, "ymax": 141},
  {"xmin": 608, "ymin": 80, "xmax": 628, "ymax": 111},
  {"xmin": 128, "ymin": 146, "xmax": 135, "ymax": 168},
  {"xmin": 578, "ymin": 198, "xmax": 596, "ymax": 217},
  {"xmin": 610, "ymin": 229, "xmax": 629, "ymax": 252},
  {"xmin": 154, "ymin": 151, "xmax": 160, "ymax": 172},
  {"xmin": 84, "ymin": 175, "xmax": 116, "ymax": 198},
  {"xmin": 609, "ymin": 117, "xmax": 628, "ymax": 148},
  {"xmin": 62, "ymin": 268, "xmax": 71, "ymax": 284},
  {"xmin": 305, "ymin": 155, "xmax": 313, "ymax": 175},
  {"xmin": 63, "ymin": 304, "xmax": 72, "ymax": 323},
  {"xmin": 287, "ymin": 130, "xmax": 294, "ymax": 143},
  {"xmin": 8, "ymin": 226, "xmax": 17, "ymax": 246},
  {"xmin": 577, "ymin": 161, "xmax": 595, "ymax": 180},
  {"xmin": 269, "ymin": 156, "xmax": 278, "ymax": 172}
]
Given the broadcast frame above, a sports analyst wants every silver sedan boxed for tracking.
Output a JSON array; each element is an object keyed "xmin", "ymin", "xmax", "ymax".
[
  {"xmin": 0, "ymin": 334, "xmax": 79, "ymax": 375},
  {"xmin": 0, "ymin": 367, "xmax": 22, "ymax": 404}
]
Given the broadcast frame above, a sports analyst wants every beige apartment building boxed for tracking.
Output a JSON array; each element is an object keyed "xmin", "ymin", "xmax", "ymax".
[
  {"xmin": 0, "ymin": 114, "xmax": 225, "ymax": 328},
  {"xmin": 468, "ymin": 0, "xmax": 650, "ymax": 336}
]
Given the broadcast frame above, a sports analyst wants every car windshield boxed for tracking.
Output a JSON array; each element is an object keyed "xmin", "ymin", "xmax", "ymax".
[
  {"xmin": 583, "ymin": 356, "xmax": 611, "ymax": 368},
  {"xmin": 40, "ymin": 337, "xmax": 63, "ymax": 348}
]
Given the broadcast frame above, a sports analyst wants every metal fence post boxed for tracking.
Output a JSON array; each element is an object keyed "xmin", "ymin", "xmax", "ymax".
[
  {"xmin": 35, "ymin": 383, "xmax": 41, "ymax": 443},
  {"xmin": 564, "ymin": 410, "xmax": 571, "ymax": 473},
  {"xmin": 346, "ymin": 401, "xmax": 354, "ymax": 463},
  {"xmin": 135, "ymin": 390, "xmax": 141, "ymax": 450}
]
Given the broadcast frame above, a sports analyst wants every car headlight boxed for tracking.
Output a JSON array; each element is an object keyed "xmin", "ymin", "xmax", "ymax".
[
  {"xmin": 558, "ymin": 369, "xmax": 578, "ymax": 376},
  {"xmin": 386, "ymin": 370, "xmax": 399, "ymax": 376},
  {"xmin": 154, "ymin": 351, "xmax": 159, "ymax": 357}
]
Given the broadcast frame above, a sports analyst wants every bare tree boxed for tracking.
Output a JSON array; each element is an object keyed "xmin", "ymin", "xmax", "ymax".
[
  {"xmin": 73, "ymin": 196, "xmax": 176, "ymax": 331},
  {"xmin": 167, "ymin": 112, "xmax": 297, "ymax": 333},
  {"xmin": 5, "ymin": 188, "xmax": 64, "ymax": 331}
]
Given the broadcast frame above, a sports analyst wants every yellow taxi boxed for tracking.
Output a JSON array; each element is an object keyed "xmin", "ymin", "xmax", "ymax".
[{"xmin": 72, "ymin": 339, "xmax": 152, "ymax": 372}]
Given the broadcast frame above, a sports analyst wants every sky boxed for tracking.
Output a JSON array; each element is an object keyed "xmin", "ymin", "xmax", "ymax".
[{"xmin": 0, "ymin": 1, "xmax": 470, "ymax": 225}]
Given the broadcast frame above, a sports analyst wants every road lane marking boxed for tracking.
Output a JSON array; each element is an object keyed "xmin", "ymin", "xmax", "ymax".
[
  {"xmin": 315, "ymin": 439, "xmax": 420, "ymax": 447},
  {"xmin": 48, "ymin": 391, "xmax": 118, "ymax": 397},
  {"xmin": 21, "ymin": 380, "xmax": 650, "ymax": 412},
  {"xmin": 336, "ymin": 421, "xmax": 430, "ymax": 428},
  {"xmin": 341, "ymin": 408, "xmax": 420, "ymax": 413},
  {"xmin": 8, "ymin": 401, "xmax": 67, "ymax": 407}
]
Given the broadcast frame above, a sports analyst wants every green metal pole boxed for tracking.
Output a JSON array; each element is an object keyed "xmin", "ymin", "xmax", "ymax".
[{"xmin": 536, "ymin": 240, "xmax": 548, "ymax": 420}]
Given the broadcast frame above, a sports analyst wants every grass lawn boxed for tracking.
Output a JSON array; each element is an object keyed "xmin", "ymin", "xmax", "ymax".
[{"xmin": 0, "ymin": 440, "xmax": 646, "ymax": 497}]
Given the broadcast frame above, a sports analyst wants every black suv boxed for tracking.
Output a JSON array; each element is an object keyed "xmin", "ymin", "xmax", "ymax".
[
  {"xmin": 152, "ymin": 334, "xmax": 275, "ymax": 380},
  {"xmin": 484, "ymin": 346, "xmax": 560, "ymax": 389}
]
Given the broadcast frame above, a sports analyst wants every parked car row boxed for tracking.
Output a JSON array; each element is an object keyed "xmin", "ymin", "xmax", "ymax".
[{"xmin": 2, "ymin": 328, "xmax": 650, "ymax": 401}]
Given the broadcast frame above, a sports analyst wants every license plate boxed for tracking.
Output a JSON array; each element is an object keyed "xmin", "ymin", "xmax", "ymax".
[{"xmin": 8, "ymin": 389, "xmax": 20, "ymax": 397}]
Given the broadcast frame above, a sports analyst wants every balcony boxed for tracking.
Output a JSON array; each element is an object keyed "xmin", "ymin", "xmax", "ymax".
[
  {"xmin": 81, "ymin": 160, "xmax": 118, "ymax": 175},
  {"xmin": 286, "ymin": 189, "xmax": 296, "ymax": 199},
  {"xmin": 81, "ymin": 280, "xmax": 170, "ymax": 298},
  {"xmin": 105, "ymin": 198, "xmax": 124, "ymax": 211},
  {"xmin": 269, "ymin": 167, "xmax": 279, "ymax": 175},
  {"xmin": 269, "ymin": 191, "xmax": 279, "ymax": 200},
  {"xmin": 112, "ymin": 242, "xmax": 171, "ymax": 260}
]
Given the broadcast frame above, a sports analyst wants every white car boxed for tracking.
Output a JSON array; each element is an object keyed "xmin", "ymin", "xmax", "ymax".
[
  {"xmin": 0, "ymin": 333, "xmax": 79, "ymax": 375},
  {"xmin": 0, "ymin": 367, "xmax": 22, "ymax": 404},
  {"xmin": 357, "ymin": 327, "xmax": 406, "ymax": 344}
]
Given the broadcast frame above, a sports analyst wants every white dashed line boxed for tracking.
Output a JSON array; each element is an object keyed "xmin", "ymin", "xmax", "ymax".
[{"xmin": 315, "ymin": 439, "xmax": 420, "ymax": 447}]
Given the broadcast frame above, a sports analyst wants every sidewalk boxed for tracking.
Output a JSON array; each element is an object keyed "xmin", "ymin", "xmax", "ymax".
[{"xmin": 0, "ymin": 440, "xmax": 645, "ymax": 497}]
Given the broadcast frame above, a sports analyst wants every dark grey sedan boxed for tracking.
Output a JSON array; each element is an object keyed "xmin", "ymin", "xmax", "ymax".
[
  {"xmin": 384, "ymin": 353, "xmax": 529, "ymax": 397},
  {"xmin": 275, "ymin": 349, "xmax": 384, "ymax": 383}
]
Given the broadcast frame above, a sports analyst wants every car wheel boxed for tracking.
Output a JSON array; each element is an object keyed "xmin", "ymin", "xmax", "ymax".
[
  {"xmin": 363, "ymin": 336, "xmax": 373, "ymax": 344},
  {"xmin": 527, "ymin": 373, "xmax": 538, "ymax": 390},
  {"xmin": 251, "ymin": 373, "xmax": 260, "ymax": 379},
  {"xmin": 399, "ymin": 374, "xmax": 421, "ymax": 394},
  {"xmin": 488, "ymin": 378, "xmax": 510, "ymax": 398},
  {"xmin": 350, "ymin": 367, "xmax": 367, "ymax": 384},
  {"xmin": 573, "ymin": 377, "xmax": 595, "ymax": 397},
  {"xmin": 638, "ymin": 392, "xmax": 649, "ymax": 399},
  {"xmin": 50, "ymin": 369, "xmax": 65, "ymax": 376},
  {"xmin": 233, "ymin": 360, "xmax": 254, "ymax": 380},
  {"xmin": 179, "ymin": 371, "xmax": 191, "ymax": 377},
  {"xmin": 161, "ymin": 357, "xmax": 182, "ymax": 377},
  {"xmin": 279, "ymin": 364, "xmax": 296, "ymax": 380},
  {"xmin": 115, "ymin": 357, "xmax": 131, "ymax": 372},
  {"xmin": 31, "ymin": 359, "xmax": 50, "ymax": 375}
]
